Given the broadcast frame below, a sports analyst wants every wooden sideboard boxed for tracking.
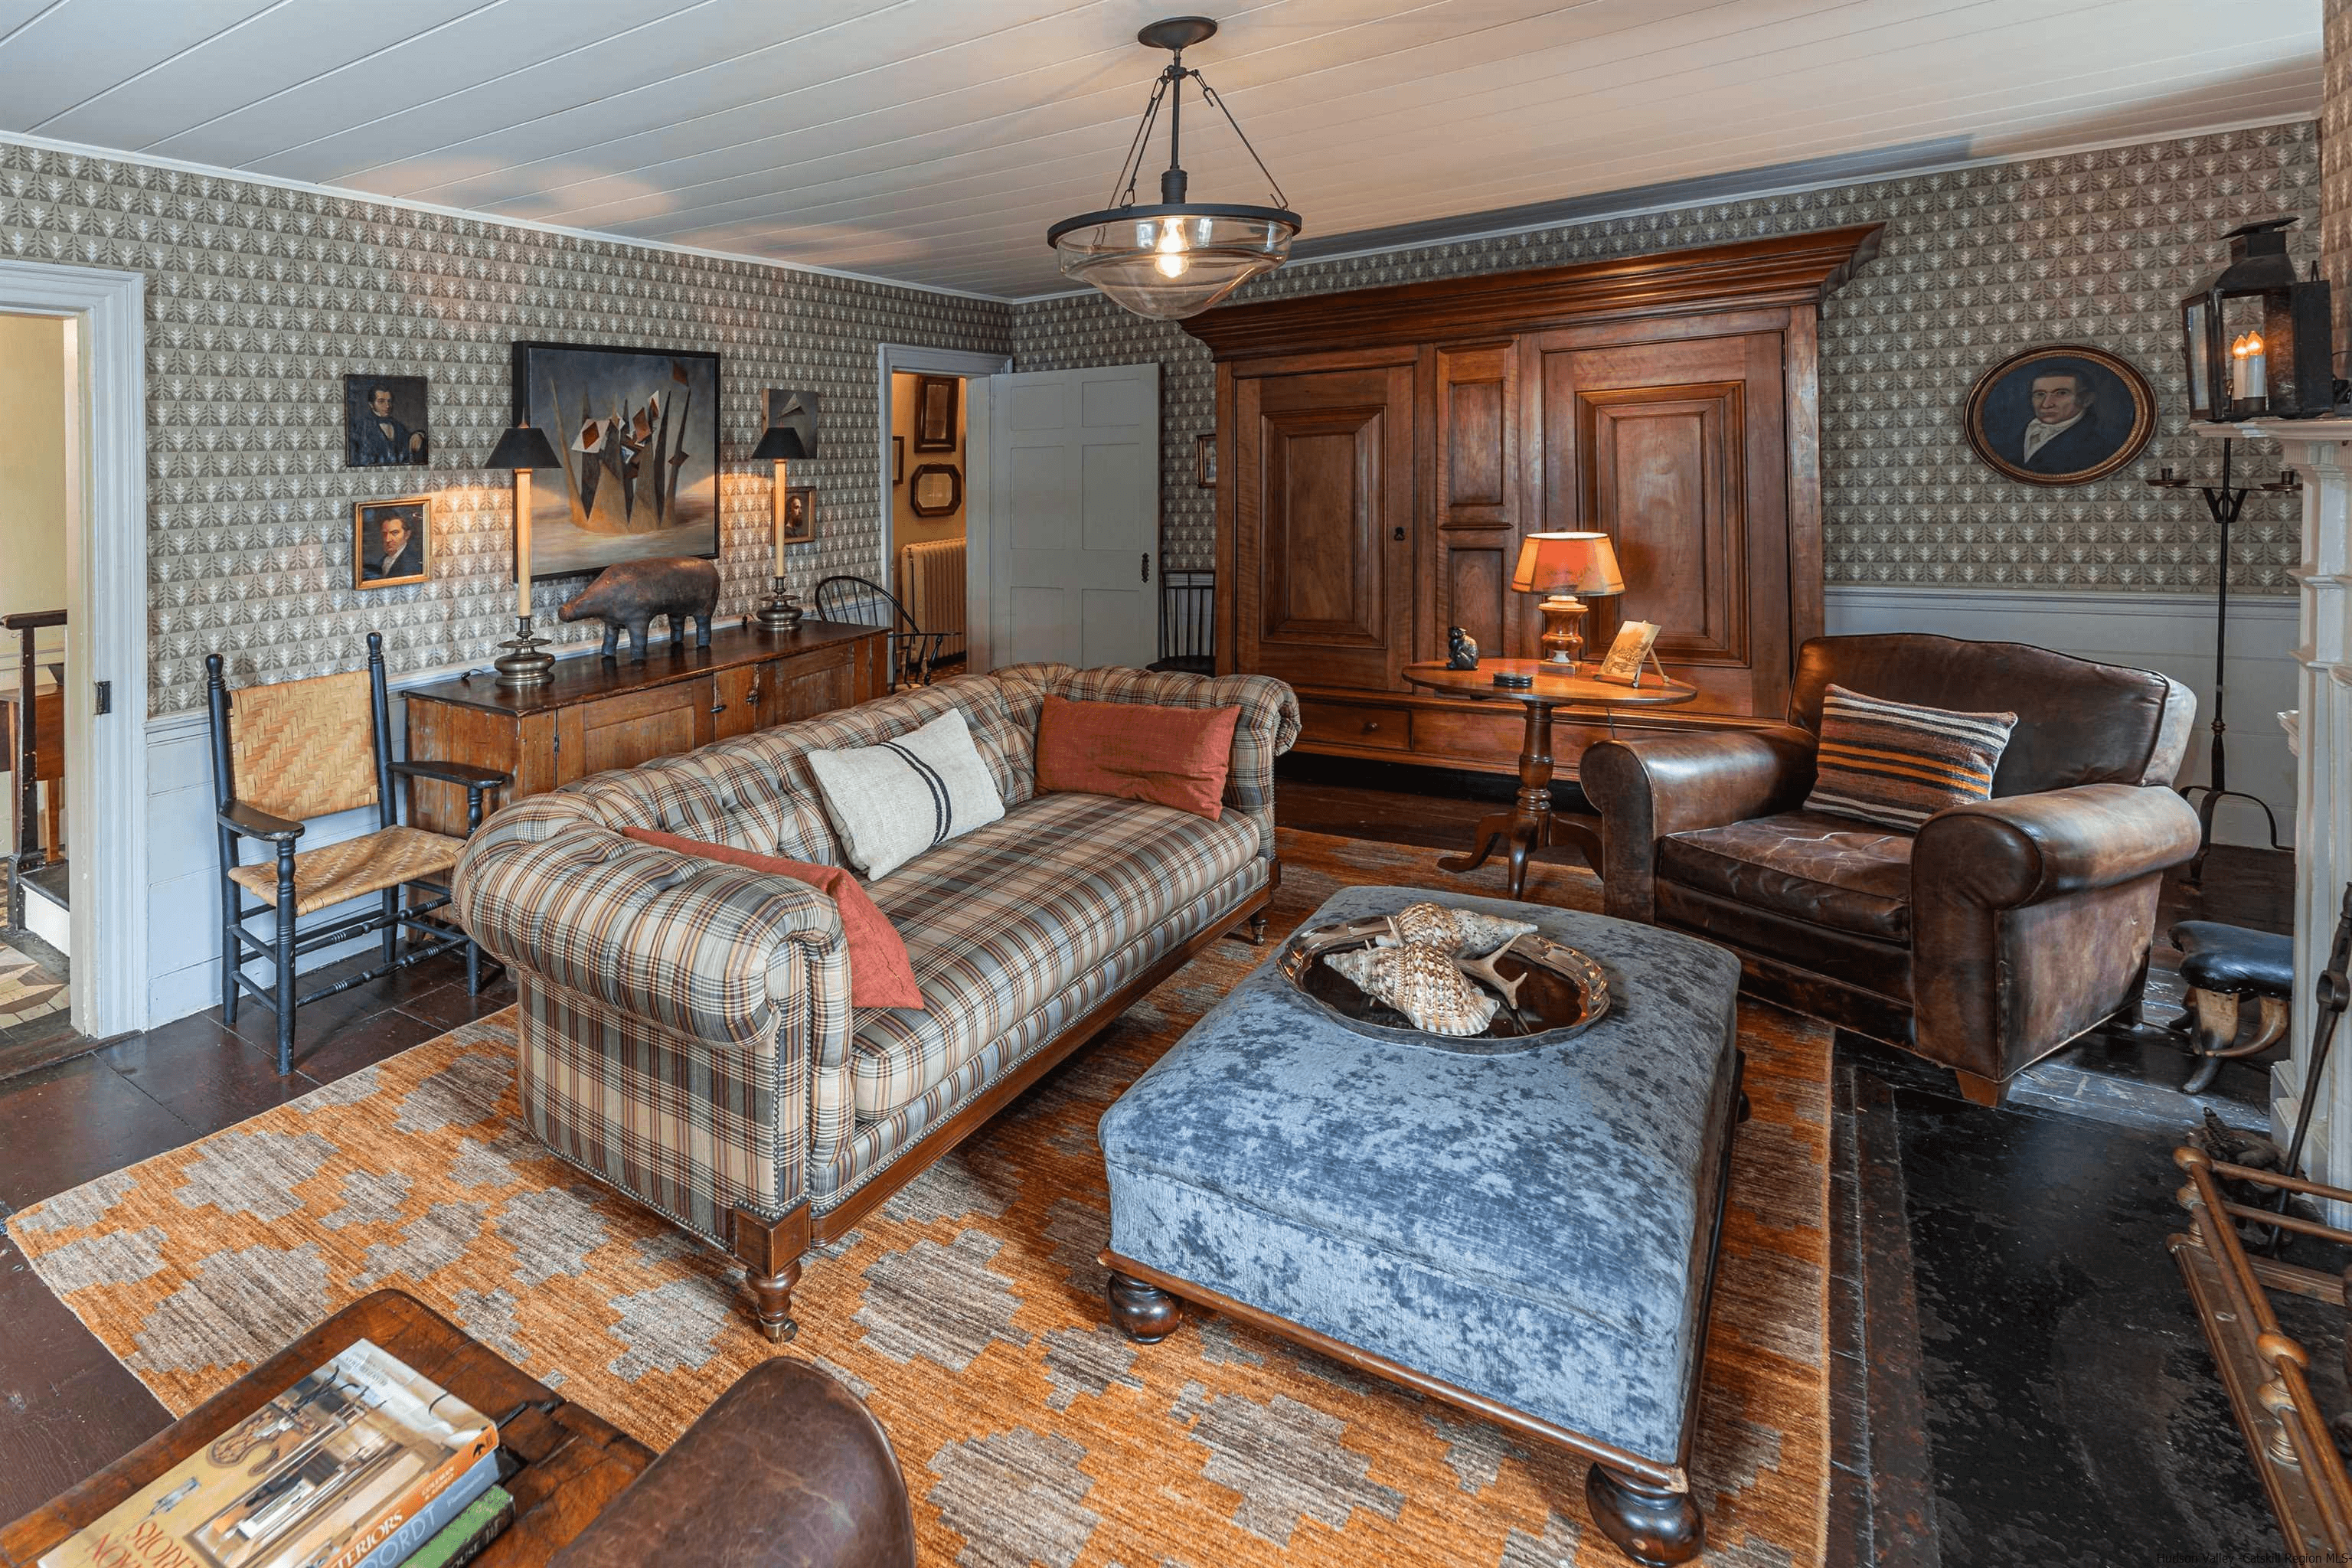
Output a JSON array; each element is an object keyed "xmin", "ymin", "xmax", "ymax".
[
  {"xmin": 1186, "ymin": 223, "xmax": 1883, "ymax": 782},
  {"xmin": 401, "ymin": 619, "xmax": 886, "ymax": 835}
]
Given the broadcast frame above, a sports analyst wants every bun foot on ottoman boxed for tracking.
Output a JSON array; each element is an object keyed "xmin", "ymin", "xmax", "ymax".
[
  {"xmin": 1107, "ymin": 1272, "xmax": 1183, "ymax": 1342},
  {"xmin": 1586, "ymin": 1465, "xmax": 1704, "ymax": 1566}
]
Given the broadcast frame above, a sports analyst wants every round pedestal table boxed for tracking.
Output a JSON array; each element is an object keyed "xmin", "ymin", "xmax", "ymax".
[{"xmin": 1401, "ymin": 658, "xmax": 1698, "ymax": 899}]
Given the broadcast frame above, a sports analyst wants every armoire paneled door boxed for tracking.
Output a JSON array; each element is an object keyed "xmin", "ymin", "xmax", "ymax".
[
  {"xmin": 1229, "ymin": 361, "xmax": 1416, "ymax": 701},
  {"xmin": 1194, "ymin": 224, "xmax": 1881, "ymax": 779}
]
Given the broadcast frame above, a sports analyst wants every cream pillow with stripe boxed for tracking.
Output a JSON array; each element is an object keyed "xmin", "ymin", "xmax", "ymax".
[
  {"xmin": 805, "ymin": 707, "xmax": 1006, "ymax": 880},
  {"xmin": 1803, "ymin": 684, "xmax": 2017, "ymax": 831}
]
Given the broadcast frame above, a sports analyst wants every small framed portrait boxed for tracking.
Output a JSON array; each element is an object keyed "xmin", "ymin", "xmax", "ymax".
[
  {"xmin": 782, "ymin": 484, "xmax": 817, "ymax": 544},
  {"xmin": 1195, "ymin": 432, "xmax": 1217, "ymax": 488},
  {"xmin": 910, "ymin": 463, "xmax": 962, "ymax": 518},
  {"xmin": 353, "ymin": 497, "xmax": 430, "ymax": 589},
  {"xmin": 1962, "ymin": 344, "xmax": 2154, "ymax": 486},
  {"xmin": 345, "ymin": 374, "xmax": 428, "ymax": 467},
  {"xmin": 913, "ymin": 374, "xmax": 959, "ymax": 451},
  {"xmin": 893, "ymin": 435, "xmax": 906, "ymax": 485}
]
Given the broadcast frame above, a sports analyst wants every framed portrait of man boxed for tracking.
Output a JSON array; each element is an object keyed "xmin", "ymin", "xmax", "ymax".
[
  {"xmin": 353, "ymin": 498, "xmax": 430, "ymax": 589},
  {"xmin": 782, "ymin": 485, "xmax": 817, "ymax": 544},
  {"xmin": 1962, "ymin": 344, "xmax": 2154, "ymax": 486},
  {"xmin": 345, "ymin": 374, "xmax": 429, "ymax": 467}
]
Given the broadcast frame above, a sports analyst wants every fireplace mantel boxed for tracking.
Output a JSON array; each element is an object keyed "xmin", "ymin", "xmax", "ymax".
[{"xmin": 2193, "ymin": 420, "xmax": 2352, "ymax": 1191}]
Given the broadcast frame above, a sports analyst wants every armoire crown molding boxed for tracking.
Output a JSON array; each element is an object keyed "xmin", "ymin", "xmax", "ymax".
[{"xmin": 1181, "ymin": 223, "xmax": 1886, "ymax": 359}]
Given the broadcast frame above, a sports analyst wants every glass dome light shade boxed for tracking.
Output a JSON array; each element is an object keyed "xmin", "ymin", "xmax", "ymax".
[{"xmin": 1050, "ymin": 206, "xmax": 1298, "ymax": 322}]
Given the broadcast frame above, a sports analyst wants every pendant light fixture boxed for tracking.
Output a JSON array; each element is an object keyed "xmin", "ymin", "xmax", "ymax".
[{"xmin": 1047, "ymin": 16, "xmax": 1301, "ymax": 321}]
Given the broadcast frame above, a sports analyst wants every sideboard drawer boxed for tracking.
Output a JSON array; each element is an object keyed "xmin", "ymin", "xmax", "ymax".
[
  {"xmin": 558, "ymin": 678, "xmax": 712, "ymax": 782},
  {"xmin": 1298, "ymin": 698, "xmax": 1411, "ymax": 752}
]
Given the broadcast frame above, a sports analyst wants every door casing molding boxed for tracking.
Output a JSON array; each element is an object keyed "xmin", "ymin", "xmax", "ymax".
[{"xmin": 1, "ymin": 259, "xmax": 148, "ymax": 1039}]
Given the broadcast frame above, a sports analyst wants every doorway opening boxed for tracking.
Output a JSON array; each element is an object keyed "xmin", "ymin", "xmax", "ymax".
[
  {"xmin": 0, "ymin": 311, "xmax": 75, "ymax": 1073},
  {"xmin": 888, "ymin": 368, "xmax": 969, "ymax": 680}
]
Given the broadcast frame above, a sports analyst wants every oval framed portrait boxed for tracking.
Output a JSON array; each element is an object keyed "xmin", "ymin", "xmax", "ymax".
[{"xmin": 1962, "ymin": 343, "xmax": 2155, "ymax": 486}]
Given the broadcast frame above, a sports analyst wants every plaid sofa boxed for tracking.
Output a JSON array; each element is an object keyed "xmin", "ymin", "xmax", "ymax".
[{"xmin": 452, "ymin": 662, "xmax": 1298, "ymax": 1338}]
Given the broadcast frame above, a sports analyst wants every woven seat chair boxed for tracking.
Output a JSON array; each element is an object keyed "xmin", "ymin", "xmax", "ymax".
[
  {"xmin": 813, "ymin": 574, "xmax": 948, "ymax": 688},
  {"xmin": 207, "ymin": 633, "xmax": 511, "ymax": 1073}
]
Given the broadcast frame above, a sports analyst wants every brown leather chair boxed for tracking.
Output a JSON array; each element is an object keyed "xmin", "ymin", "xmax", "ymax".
[
  {"xmin": 1583, "ymin": 634, "xmax": 2200, "ymax": 1105},
  {"xmin": 550, "ymin": 1358, "xmax": 916, "ymax": 1568}
]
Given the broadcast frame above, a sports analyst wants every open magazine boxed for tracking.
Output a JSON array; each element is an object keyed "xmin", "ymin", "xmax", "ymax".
[{"xmin": 42, "ymin": 1340, "xmax": 498, "ymax": 1568}]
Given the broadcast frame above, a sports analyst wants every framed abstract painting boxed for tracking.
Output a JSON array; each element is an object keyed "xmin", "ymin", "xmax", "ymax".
[{"xmin": 510, "ymin": 341, "xmax": 721, "ymax": 576}]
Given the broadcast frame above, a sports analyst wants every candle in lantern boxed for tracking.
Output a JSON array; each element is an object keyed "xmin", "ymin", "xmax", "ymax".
[{"xmin": 2230, "ymin": 331, "xmax": 2269, "ymax": 402}]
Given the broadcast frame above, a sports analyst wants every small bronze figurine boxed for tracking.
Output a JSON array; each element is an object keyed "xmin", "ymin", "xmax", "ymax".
[
  {"xmin": 1446, "ymin": 626, "xmax": 1480, "ymax": 669},
  {"xmin": 558, "ymin": 556, "xmax": 721, "ymax": 662}
]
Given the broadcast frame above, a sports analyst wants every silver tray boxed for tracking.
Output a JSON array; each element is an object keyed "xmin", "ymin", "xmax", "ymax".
[{"xmin": 1276, "ymin": 914, "xmax": 1612, "ymax": 1054}]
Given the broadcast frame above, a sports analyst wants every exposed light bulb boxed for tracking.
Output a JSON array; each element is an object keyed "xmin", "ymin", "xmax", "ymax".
[
  {"xmin": 1155, "ymin": 250, "xmax": 1189, "ymax": 278},
  {"xmin": 1155, "ymin": 216, "xmax": 1189, "ymax": 255}
]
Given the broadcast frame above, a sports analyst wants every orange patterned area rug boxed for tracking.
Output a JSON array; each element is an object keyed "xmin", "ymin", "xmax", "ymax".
[{"xmin": 8, "ymin": 830, "xmax": 1831, "ymax": 1567}]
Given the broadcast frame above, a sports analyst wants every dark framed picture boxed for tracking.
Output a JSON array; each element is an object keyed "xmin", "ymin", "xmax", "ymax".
[
  {"xmin": 893, "ymin": 435, "xmax": 905, "ymax": 485},
  {"xmin": 909, "ymin": 463, "xmax": 962, "ymax": 518},
  {"xmin": 345, "ymin": 374, "xmax": 427, "ymax": 467},
  {"xmin": 1195, "ymin": 431, "xmax": 1217, "ymax": 488},
  {"xmin": 1962, "ymin": 344, "xmax": 2154, "ymax": 486},
  {"xmin": 352, "ymin": 497, "xmax": 430, "ymax": 589},
  {"xmin": 763, "ymin": 386, "xmax": 819, "ymax": 453},
  {"xmin": 782, "ymin": 484, "xmax": 817, "ymax": 544},
  {"xmin": 510, "ymin": 341, "xmax": 721, "ymax": 576},
  {"xmin": 913, "ymin": 374, "xmax": 959, "ymax": 451}
]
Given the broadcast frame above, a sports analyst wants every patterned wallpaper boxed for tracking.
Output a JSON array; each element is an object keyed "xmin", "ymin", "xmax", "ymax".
[
  {"xmin": 2326, "ymin": 0, "xmax": 2352, "ymax": 365},
  {"xmin": 0, "ymin": 137, "xmax": 1010, "ymax": 717},
  {"xmin": 1014, "ymin": 122, "xmax": 2318, "ymax": 596}
]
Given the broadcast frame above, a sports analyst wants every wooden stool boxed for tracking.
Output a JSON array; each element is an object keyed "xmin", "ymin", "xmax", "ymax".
[{"xmin": 2171, "ymin": 920, "xmax": 2293, "ymax": 1095}]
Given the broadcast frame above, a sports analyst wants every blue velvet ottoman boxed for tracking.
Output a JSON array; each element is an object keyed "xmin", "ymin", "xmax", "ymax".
[{"xmin": 1096, "ymin": 885, "xmax": 1744, "ymax": 1566}]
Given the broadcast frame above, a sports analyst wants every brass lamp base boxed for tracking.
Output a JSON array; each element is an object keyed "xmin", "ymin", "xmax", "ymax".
[
  {"xmin": 753, "ymin": 579, "xmax": 804, "ymax": 632},
  {"xmin": 1536, "ymin": 593, "xmax": 1588, "ymax": 671},
  {"xmin": 493, "ymin": 615, "xmax": 555, "ymax": 688}
]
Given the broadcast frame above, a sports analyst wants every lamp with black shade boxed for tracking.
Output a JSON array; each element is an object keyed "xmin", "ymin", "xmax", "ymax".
[
  {"xmin": 751, "ymin": 423, "xmax": 808, "ymax": 632},
  {"xmin": 485, "ymin": 420, "xmax": 561, "ymax": 688}
]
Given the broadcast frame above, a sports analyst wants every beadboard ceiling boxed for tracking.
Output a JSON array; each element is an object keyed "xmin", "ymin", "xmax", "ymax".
[{"xmin": 0, "ymin": 0, "xmax": 2320, "ymax": 299}]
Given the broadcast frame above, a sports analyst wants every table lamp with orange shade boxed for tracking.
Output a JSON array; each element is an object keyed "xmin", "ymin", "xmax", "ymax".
[{"xmin": 1511, "ymin": 531, "xmax": 1625, "ymax": 673}]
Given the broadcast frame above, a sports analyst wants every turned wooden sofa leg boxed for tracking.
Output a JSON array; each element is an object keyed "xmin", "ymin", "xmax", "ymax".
[
  {"xmin": 1585, "ymin": 1465, "xmax": 1704, "ymax": 1566},
  {"xmin": 1953, "ymin": 1070, "xmax": 2007, "ymax": 1108},
  {"xmin": 731, "ymin": 1204, "xmax": 812, "ymax": 1344},
  {"xmin": 1106, "ymin": 1272, "xmax": 1184, "ymax": 1343}
]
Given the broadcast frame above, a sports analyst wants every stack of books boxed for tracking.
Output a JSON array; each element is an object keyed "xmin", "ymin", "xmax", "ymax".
[{"xmin": 41, "ymin": 1340, "xmax": 518, "ymax": 1568}]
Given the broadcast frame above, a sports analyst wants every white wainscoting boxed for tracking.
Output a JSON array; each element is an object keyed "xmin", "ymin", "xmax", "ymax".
[
  {"xmin": 136, "ymin": 589, "xmax": 2298, "ymax": 1028},
  {"xmin": 1824, "ymin": 586, "xmax": 2299, "ymax": 850}
]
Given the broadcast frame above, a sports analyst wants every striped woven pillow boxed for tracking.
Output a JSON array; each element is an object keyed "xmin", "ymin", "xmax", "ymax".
[{"xmin": 1803, "ymin": 684, "xmax": 2017, "ymax": 831}]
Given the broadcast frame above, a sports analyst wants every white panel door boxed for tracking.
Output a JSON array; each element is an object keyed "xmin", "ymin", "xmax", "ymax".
[{"xmin": 984, "ymin": 363, "xmax": 1159, "ymax": 670}]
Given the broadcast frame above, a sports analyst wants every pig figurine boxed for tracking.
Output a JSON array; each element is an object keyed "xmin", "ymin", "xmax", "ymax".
[{"xmin": 557, "ymin": 556, "xmax": 721, "ymax": 662}]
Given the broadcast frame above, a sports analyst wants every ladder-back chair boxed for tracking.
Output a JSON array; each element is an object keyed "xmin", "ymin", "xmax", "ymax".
[{"xmin": 207, "ymin": 634, "xmax": 511, "ymax": 1073}]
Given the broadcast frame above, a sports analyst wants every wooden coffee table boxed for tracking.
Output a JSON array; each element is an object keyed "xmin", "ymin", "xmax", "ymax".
[
  {"xmin": 1402, "ymin": 658, "xmax": 1697, "ymax": 898},
  {"xmin": 0, "ymin": 1291, "xmax": 653, "ymax": 1568}
]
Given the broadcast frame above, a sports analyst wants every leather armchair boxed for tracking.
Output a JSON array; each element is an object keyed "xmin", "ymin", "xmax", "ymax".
[{"xmin": 1583, "ymin": 634, "xmax": 2200, "ymax": 1104}]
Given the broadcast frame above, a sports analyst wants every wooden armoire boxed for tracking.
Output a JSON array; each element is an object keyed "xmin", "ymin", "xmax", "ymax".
[{"xmin": 1189, "ymin": 224, "xmax": 1882, "ymax": 780}]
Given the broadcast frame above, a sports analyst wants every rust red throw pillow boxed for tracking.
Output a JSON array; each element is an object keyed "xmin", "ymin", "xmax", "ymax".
[
  {"xmin": 1034, "ymin": 694, "xmax": 1241, "ymax": 819},
  {"xmin": 620, "ymin": 826, "xmax": 923, "ymax": 1010}
]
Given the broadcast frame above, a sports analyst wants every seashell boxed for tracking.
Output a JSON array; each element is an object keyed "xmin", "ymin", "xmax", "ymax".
[
  {"xmin": 1375, "ymin": 901, "xmax": 1538, "ymax": 959},
  {"xmin": 1325, "ymin": 942, "xmax": 1501, "ymax": 1036}
]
